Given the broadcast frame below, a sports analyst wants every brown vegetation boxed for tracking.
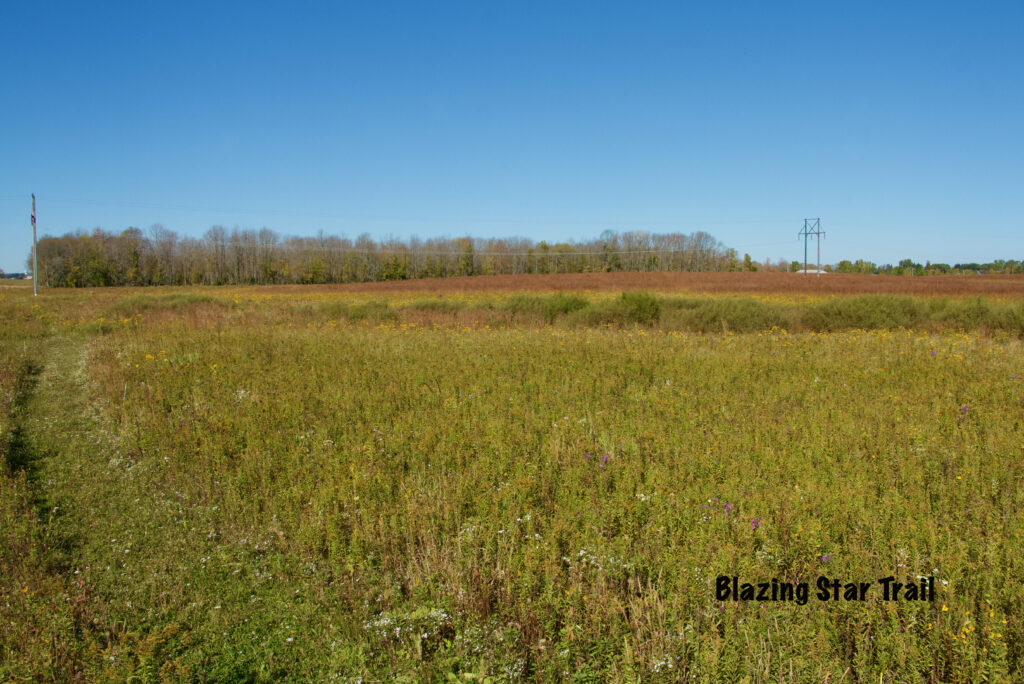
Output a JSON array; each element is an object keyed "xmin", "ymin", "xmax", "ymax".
[{"xmin": 252, "ymin": 271, "xmax": 1024, "ymax": 297}]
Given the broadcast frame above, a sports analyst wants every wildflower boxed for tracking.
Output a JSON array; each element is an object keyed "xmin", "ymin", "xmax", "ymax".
[
  {"xmin": 585, "ymin": 453, "xmax": 592, "ymax": 459},
  {"xmin": 723, "ymin": 503, "xmax": 733, "ymax": 514},
  {"xmin": 751, "ymin": 518, "xmax": 761, "ymax": 531},
  {"xmin": 821, "ymin": 554, "xmax": 832, "ymax": 563}
]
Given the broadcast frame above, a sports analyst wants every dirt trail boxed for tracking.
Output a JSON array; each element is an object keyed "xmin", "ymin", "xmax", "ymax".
[{"xmin": 0, "ymin": 340, "xmax": 114, "ymax": 680}]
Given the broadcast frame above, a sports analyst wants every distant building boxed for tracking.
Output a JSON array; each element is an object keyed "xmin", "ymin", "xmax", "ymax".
[{"xmin": 795, "ymin": 269, "xmax": 827, "ymax": 275}]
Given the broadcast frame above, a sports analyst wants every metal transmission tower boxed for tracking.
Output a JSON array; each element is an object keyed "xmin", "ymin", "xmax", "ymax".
[{"xmin": 798, "ymin": 218, "xmax": 824, "ymax": 275}]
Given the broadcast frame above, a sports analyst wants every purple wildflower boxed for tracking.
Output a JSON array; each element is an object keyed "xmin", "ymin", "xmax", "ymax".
[
  {"xmin": 751, "ymin": 518, "xmax": 761, "ymax": 531},
  {"xmin": 821, "ymin": 554, "xmax": 833, "ymax": 563},
  {"xmin": 724, "ymin": 503, "xmax": 733, "ymax": 514},
  {"xmin": 585, "ymin": 453, "xmax": 592, "ymax": 459}
]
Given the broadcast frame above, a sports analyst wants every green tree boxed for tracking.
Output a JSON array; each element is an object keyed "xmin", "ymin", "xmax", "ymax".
[
  {"xmin": 458, "ymin": 238, "xmax": 475, "ymax": 276},
  {"xmin": 724, "ymin": 248, "xmax": 739, "ymax": 272}
]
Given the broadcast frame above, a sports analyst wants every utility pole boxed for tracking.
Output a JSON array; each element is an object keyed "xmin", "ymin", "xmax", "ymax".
[
  {"xmin": 31, "ymin": 194, "xmax": 38, "ymax": 296},
  {"xmin": 797, "ymin": 218, "xmax": 824, "ymax": 275}
]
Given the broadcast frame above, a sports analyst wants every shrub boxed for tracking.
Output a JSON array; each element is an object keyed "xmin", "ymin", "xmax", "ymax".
[
  {"xmin": 407, "ymin": 299, "xmax": 466, "ymax": 313},
  {"xmin": 668, "ymin": 298, "xmax": 789, "ymax": 333},
  {"xmin": 987, "ymin": 300, "xmax": 1024, "ymax": 335},
  {"xmin": 799, "ymin": 295, "xmax": 927, "ymax": 331},
  {"xmin": 569, "ymin": 291, "xmax": 661, "ymax": 327},
  {"xmin": 502, "ymin": 294, "xmax": 589, "ymax": 323},
  {"xmin": 618, "ymin": 291, "xmax": 661, "ymax": 325},
  {"xmin": 935, "ymin": 297, "xmax": 992, "ymax": 330},
  {"xmin": 345, "ymin": 300, "xmax": 397, "ymax": 322}
]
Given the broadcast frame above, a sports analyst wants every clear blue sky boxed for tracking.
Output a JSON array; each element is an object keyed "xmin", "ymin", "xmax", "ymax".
[{"xmin": 2, "ymin": 1, "xmax": 1022, "ymax": 273}]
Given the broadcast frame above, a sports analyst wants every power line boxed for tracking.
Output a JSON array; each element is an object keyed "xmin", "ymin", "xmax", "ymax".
[
  {"xmin": 161, "ymin": 241, "xmax": 730, "ymax": 259},
  {"xmin": 293, "ymin": 247, "xmax": 712, "ymax": 257},
  {"xmin": 7, "ymin": 193, "xmax": 794, "ymax": 229},
  {"xmin": 28, "ymin": 228, "xmax": 735, "ymax": 259}
]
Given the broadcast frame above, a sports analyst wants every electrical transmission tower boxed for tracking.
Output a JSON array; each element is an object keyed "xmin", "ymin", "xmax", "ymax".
[{"xmin": 798, "ymin": 218, "xmax": 824, "ymax": 275}]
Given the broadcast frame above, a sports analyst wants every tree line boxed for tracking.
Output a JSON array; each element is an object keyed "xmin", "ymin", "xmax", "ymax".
[
  {"xmin": 28, "ymin": 225, "xmax": 1020, "ymax": 287},
  {"xmin": 806, "ymin": 258, "xmax": 1024, "ymax": 276},
  {"xmin": 30, "ymin": 226, "xmax": 741, "ymax": 287}
]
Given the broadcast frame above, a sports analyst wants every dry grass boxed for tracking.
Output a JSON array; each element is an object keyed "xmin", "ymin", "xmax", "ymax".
[{"xmin": 241, "ymin": 271, "xmax": 1024, "ymax": 297}]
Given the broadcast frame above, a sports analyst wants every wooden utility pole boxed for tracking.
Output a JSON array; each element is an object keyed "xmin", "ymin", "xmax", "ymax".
[{"xmin": 31, "ymin": 194, "xmax": 38, "ymax": 296}]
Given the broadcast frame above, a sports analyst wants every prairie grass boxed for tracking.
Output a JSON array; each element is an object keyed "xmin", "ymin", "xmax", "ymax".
[{"xmin": 1, "ymin": 286, "xmax": 1022, "ymax": 680}]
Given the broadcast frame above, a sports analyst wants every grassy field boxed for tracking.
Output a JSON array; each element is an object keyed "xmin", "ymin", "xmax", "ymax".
[{"xmin": 2, "ymin": 279, "xmax": 1023, "ymax": 681}]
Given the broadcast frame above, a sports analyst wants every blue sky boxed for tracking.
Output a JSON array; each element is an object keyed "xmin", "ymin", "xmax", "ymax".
[{"xmin": 2, "ymin": 1, "xmax": 1022, "ymax": 273}]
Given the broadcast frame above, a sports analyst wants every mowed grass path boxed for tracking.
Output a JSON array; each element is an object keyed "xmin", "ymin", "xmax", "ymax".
[{"xmin": 2, "ymin": 288, "xmax": 1023, "ymax": 681}]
